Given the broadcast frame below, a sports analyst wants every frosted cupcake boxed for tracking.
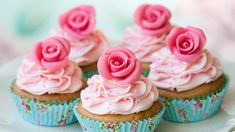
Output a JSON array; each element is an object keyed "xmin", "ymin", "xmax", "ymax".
[
  {"xmin": 74, "ymin": 48, "xmax": 165, "ymax": 131},
  {"xmin": 11, "ymin": 37, "xmax": 85, "ymax": 126},
  {"xmin": 52, "ymin": 5, "xmax": 109, "ymax": 80},
  {"xmin": 122, "ymin": 4, "xmax": 173, "ymax": 76},
  {"xmin": 148, "ymin": 26, "xmax": 230, "ymax": 122}
]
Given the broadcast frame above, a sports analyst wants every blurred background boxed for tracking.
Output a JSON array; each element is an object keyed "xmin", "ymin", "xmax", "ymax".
[{"xmin": 0, "ymin": 0, "xmax": 235, "ymax": 74}]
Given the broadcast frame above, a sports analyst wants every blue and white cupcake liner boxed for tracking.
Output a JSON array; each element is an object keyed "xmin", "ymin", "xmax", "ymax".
[
  {"xmin": 11, "ymin": 92, "xmax": 80, "ymax": 126},
  {"xmin": 83, "ymin": 70, "xmax": 98, "ymax": 80},
  {"xmin": 161, "ymin": 76, "xmax": 230, "ymax": 123},
  {"xmin": 73, "ymin": 106, "xmax": 165, "ymax": 132}
]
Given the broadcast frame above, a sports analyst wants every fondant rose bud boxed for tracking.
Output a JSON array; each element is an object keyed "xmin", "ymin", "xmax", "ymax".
[
  {"xmin": 31, "ymin": 37, "xmax": 70, "ymax": 71},
  {"xmin": 134, "ymin": 4, "xmax": 172, "ymax": 37},
  {"xmin": 59, "ymin": 5, "xmax": 96, "ymax": 39},
  {"xmin": 166, "ymin": 26, "xmax": 206, "ymax": 63},
  {"xmin": 98, "ymin": 48, "xmax": 142, "ymax": 84}
]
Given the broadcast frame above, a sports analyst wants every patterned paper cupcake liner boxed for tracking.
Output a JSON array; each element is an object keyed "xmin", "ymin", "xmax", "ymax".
[
  {"xmin": 11, "ymin": 92, "xmax": 80, "ymax": 126},
  {"xmin": 160, "ymin": 76, "xmax": 230, "ymax": 123},
  {"xmin": 142, "ymin": 70, "xmax": 149, "ymax": 77},
  {"xmin": 83, "ymin": 70, "xmax": 98, "ymax": 80},
  {"xmin": 73, "ymin": 106, "xmax": 165, "ymax": 132}
]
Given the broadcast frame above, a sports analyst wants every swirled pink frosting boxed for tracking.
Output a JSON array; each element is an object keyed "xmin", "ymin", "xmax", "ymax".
[
  {"xmin": 81, "ymin": 75, "xmax": 158, "ymax": 115},
  {"xmin": 122, "ymin": 26, "xmax": 166, "ymax": 62},
  {"xmin": 148, "ymin": 47, "xmax": 223, "ymax": 92},
  {"xmin": 16, "ymin": 56, "xmax": 83, "ymax": 95},
  {"xmin": 51, "ymin": 30, "xmax": 108, "ymax": 66}
]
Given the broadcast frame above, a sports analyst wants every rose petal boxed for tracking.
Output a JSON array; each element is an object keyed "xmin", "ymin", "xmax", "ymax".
[
  {"xmin": 31, "ymin": 42, "xmax": 43, "ymax": 66},
  {"xmin": 134, "ymin": 4, "xmax": 172, "ymax": 37},
  {"xmin": 41, "ymin": 57, "xmax": 69, "ymax": 71},
  {"xmin": 187, "ymin": 26, "xmax": 206, "ymax": 51},
  {"xmin": 176, "ymin": 33, "xmax": 194, "ymax": 54},
  {"xmin": 119, "ymin": 60, "xmax": 142, "ymax": 84},
  {"xmin": 106, "ymin": 48, "xmax": 136, "ymax": 59},
  {"xmin": 167, "ymin": 27, "xmax": 187, "ymax": 52},
  {"xmin": 111, "ymin": 58, "xmax": 135, "ymax": 77},
  {"xmin": 134, "ymin": 4, "xmax": 149, "ymax": 27},
  {"xmin": 68, "ymin": 10, "xmax": 89, "ymax": 28},
  {"xmin": 187, "ymin": 31, "xmax": 200, "ymax": 54},
  {"xmin": 98, "ymin": 55, "xmax": 113, "ymax": 80},
  {"xmin": 58, "ymin": 5, "xmax": 96, "ymax": 39},
  {"xmin": 80, "ymin": 14, "xmax": 96, "ymax": 36},
  {"xmin": 173, "ymin": 48, "xmax": 201, "ymax": 63},
  {"xmin": 143, "ymin": 7, "xmax": 167, "ymax": 29},
  {"xmin": 108, "ymin": 51, "xmax": 129, "ymax": 67}
]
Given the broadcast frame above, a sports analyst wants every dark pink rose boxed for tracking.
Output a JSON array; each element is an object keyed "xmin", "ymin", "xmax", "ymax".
[
  {"xmin": 98, "ymin": 48, "xmax": 142, "ymax": 84},
  {"xmin": 166, "ymin": 26, "xmax": 206, "ymax": 63},
  {"xmin": 134, "ymin": 4, "xmax": 172, "ymax": 37},
  {"xmin": 31, "ymin": 37, "xmax": 70, "ymax": 71},
  {"xmin": 59, "ymin": 5, "xmax": 96, "ymax": 39}
]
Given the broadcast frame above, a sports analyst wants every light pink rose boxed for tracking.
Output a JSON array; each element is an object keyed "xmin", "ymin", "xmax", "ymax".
[
  {"xmin": 134, "ymin": 4, "xmax": 172, "ymax": 37},
  {"xmin": 59, "ymin": 5, "xmax": 96, "ymax": 39},
  {"xmin": 166, "ymin": 26, "xmax": 206, "ymax": 63},
  {"xmin": 31, "ymin": 37, "xmax": 70, "ymax": 71},
  {"xmin": 97, "ymin": 48, "xmax": 142, "ymax": 84}
]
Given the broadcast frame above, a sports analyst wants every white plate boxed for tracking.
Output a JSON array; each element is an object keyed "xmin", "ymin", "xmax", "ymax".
[{"xmin": 0, "ymin": 57, "xmax": 235, "ymax": 132}]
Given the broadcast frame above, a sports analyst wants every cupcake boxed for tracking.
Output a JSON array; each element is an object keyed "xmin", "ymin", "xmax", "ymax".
[
  {"xmin": 73, "ymin": 48, "xmax": 165, "ymax": 132},
  {"xmin": 51, "ymin": 5, "xmax": 109, "ymax": 80},
  {"xmin": 148, "ymin": 26, "xmax": 230, "ymax": 122},
  {"xmin": 11, "ymin": 37, "xmax": 86, "ymax": 126},
  {"xmin": 122, "ymin": 4, "xmax": 173, "ymax": 76}
]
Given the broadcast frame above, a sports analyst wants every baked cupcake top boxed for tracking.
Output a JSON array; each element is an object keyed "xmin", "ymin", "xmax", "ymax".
[
  {"xmin": 80, "ymin": 48, "xmax": 159, "ymax": 115},
  {"xmin": 148, "ymin": 26, "xmax": 223, "ymax": 92},
  {"xmin": 122, "ymin": 4, "xmax": 172, "ymax": 62},
  {"xmin": 51, "ymin": 5, "xmax": 109, "ymax": 66},
  {"xmin": 16, "ymin": 37, "xmax": 83, "ymax": 95}
]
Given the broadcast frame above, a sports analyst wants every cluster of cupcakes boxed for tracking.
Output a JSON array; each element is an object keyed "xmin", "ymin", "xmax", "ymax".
[{"xmin": 10, "ymin": 3, "xmax": 230, "ymax": 131}]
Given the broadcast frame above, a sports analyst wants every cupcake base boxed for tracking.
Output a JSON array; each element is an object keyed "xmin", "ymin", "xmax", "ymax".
[
  {"xmin": 80, "ymin": 62, "xmax": 98, "ymax": 80},
  {"xmin": 10, "ymin": 83, "xmax": 84, "ymax": 126},
  {"xmin": 160, "ymin": 75, "xmax": 230, "ymax": 123},
  {"xmin": 74, "ymin": 101, "xmax": 165, "ymax": 132},
  {"xmin": 141, "ymin": 62, "xmax": 150, "ymax": 77}
]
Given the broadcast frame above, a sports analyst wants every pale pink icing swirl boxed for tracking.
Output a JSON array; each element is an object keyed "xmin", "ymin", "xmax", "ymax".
[
  {"xmin": 81, "ymin": 75, "xmax": 158, "ymax": 115},
  {"xmin": 16, "ymin": 57, "xmax": 83, "ymax": 95},
  {"xmin": 51, "ymin": 30, "xmax": 108, "ymax": 66},
  {"xmin": 122, "ymin": 26, "xmax": 166, "ymax": 62},
  {"xmin": 148, "ymin": 47, "xmax": 223, "ymax": 92}
]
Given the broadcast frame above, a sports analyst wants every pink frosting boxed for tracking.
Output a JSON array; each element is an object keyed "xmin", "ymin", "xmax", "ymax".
[
  {"xmin": 81, "ymin": 75, "xmax": 158, "ymax": 115},
  {"xmin": 59, "ymin": 5, "xmax": 96, "ymax": 39},
  {"xmin": 122, "ymin": 26, "xmax": 166, "ymax": 62},
  {"xmin": 51, "ymin": 30, "xmax": 108, "ymax": 66},
  {"xmin": 167, "ymin": 26, "xmax": 206, "ymax": 63},
  {"xmin": 148, "ymin": 47, "xmax": 223, "ymax": 92},
  {"xmin": 98, "ymin": 48, "xmax": 142, "ymax": 84},
  {"xmin": 16, "ymin": 57, "xmax": 83, "ymax": 95},
  {"xmin": 134, "ymin": 4, "xmax": 172, "ymax": 37},
  {"xmin": 31, "ymin": 37, "xmax": 70, "ymax": 71}
]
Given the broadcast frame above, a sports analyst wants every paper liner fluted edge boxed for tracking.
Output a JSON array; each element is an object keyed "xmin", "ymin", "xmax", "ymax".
[
  {"xmin": 73, "ymin": 105, "xmax": 165, "ymax": 132},
  {"xmin": 160, "ymin": 75, "xmax": 230, "ymax": 123},
  {"xmin": 10, "ymin": 91, "xmax": 80, "ymax": 126}
]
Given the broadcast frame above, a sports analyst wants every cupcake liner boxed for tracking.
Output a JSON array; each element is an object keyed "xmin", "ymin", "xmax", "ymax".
[
  {"xmin": 11, "ymin": 92, "xmax": 80, "ymax": 126},
  {"xmin": 73, "ymin": 106, "xmax": 165, "ymax": 132},
  {"xmin": 142, "ymin": 70, "xmax": 149, "ymax": 77},
  {"xmin": 83, "ymin": 70, "xmax": 98, "ymax": 80},
  {"xmin": 161, "ymin": 76, "xmax": 230, "ymax": 123}
]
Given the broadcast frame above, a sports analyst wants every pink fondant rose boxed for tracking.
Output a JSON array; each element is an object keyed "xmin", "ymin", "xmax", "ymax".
[
  {"xmin": 59, "ymin": 5, "xmax": 96, "ymax": 39},
  {"xmin": 98, "ymin": 48, "xmax": 142, "ymax": 84},
  {"xmin": 166, "ymin": 26, "xmax": 206, "ymax": 63},
  {"xmin": 31, "ymin": 37, "xmax": 70, "ymax": 71},
  {"xmin": 134, "ymin": 4, "xmax": 172, "ymax": 37}
]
